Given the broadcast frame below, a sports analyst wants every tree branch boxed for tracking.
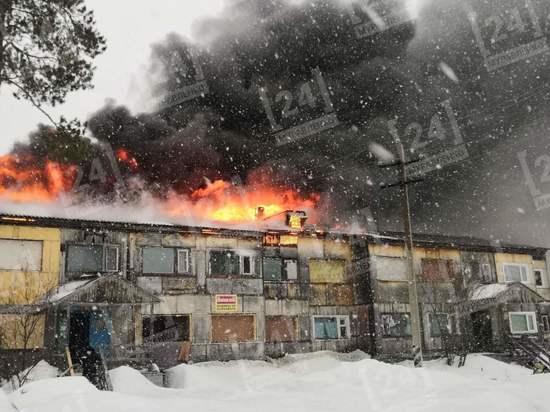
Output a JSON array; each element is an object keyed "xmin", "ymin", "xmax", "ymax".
[{"xmin": 7, "ymin": 79, "xmax": 58, "ymax": 126}]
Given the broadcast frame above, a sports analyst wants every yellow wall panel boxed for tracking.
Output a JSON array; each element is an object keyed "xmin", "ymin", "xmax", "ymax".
[
  {"xmin": 370, "ymin": 244, "xmax": 406, "ymax": 258},
  {"xmin": 0, "ymin": 225, "xmax": 60, "ymax": 304},
  {"xmin": 309, "ymin": 259, "xmax": 345, "ymax": 283}
]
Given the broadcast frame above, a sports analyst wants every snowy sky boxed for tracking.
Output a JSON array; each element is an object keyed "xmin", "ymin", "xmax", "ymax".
[{"xmin": 0, "ymin": 0, "xmax": 225, "ymax": 154}]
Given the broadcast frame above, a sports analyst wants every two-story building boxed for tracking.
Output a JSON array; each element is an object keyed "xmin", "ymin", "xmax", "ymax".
[{"xmin": 0, "ymin": 213, "xmax": 548, "ymax": 377}]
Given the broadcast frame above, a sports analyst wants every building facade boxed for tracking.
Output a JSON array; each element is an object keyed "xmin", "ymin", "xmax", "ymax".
[{"xmin": 0, "ymin": 214, "xmax": 548, "ymax": 375}]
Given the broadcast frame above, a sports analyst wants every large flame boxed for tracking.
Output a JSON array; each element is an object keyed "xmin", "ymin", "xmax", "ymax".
[
  {"xmin": 0, "ymin": 154, "xmax": 75, "ymax": 202},
  {"xmin": 167, "ymin": 179, "xmax": 319, "ymax": 223},
  {"xmin": 0, "ymin": 153, "xmax": 319, "ymax": 225}
]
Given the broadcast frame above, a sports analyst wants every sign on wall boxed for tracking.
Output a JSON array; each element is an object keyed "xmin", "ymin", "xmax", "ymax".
[{"xmin": 214, "ymin": 294, "xmax": 238, "ymax": 313}]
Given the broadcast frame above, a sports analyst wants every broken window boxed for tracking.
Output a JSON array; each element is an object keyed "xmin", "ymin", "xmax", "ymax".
[
  {"xmin": 0, "ymin": 239, "xmax": 42, "ymax": 271},
  {"xmin": 266, "ymin": 316, "xmax": 298, "ymax": 343},
  {"xmin": 509, "ymin": 312, "xmax": 537, "ymax": 334},
  {"xmin": 142, "ymin": 315, "xmax": 190, "ymax": 342},
  {"xmin": 380, "ymin": 313, "xmax": 411, "ymax": 337},
  {"xmin": 534, "ymin": 269, "xmax": 544, "ymax": 287},
  {"xmin": 66, "ymin": 244, "xmax": 119, "ymax": 274},
  {"xmin": 209, "ymin": 250, "xmax": 240, "ymax": 276},
  {"xmin": 503, "ymin": 263, "xmax": 529, "ymax": 283},
  {"xmin": 263, "ymin": 257, "xmax": 298, "ymax": 281},
  {"xmin": 142, "ymin": 247, "xmax": 191, "ymax": 275},
  {"xmin": 313, "ymin": 316, "xmax": 349, "ymax": 340}
]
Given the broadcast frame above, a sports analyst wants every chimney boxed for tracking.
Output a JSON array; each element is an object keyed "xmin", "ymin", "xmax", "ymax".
[{"xmin": 286, "ymin": 210, "xmax": 307, "ymax": 230}]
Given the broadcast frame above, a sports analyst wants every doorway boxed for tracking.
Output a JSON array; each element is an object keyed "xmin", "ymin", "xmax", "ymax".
[
  {"xmin": 470, "ymin": 310, "xmax": 493, "ymax": 352},
  {"xmin": 69, "ymin": 309, "xmax": 91, "ymax": 363}
]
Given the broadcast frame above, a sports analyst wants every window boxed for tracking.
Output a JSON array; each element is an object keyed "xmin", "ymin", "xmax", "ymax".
[
  {"xmin": 480, "ymin": 263, "xmax": 492, "ymax": 283},
  {"xmin": 313, "ymin": 316, "xmax": 349, "ymax": 340},
  {"xmin": 509, "ymin": 312, "xmax": 537, "ymax": 334},
  {"xmin": 67, "ymin": 244, "xmax": 119, "ymax": 273},
  {"xmin": 541, "ymin": 315, "xmax": 550, "ymax": 333},
  {"xmin": 375, "ymin": 256, "xmax": 409, "ymax": 281},
  {"xmin": 209, "ymin": 250, "xmax": 258, "ymax": 276},
  {"xmin": 503, "ymin": 263, "xmax": 529, "ymax": 283},
  {"xmin": 142, "ymin": 247, "xmax": 191, "ymax": 275},
  {"xmin": 0, "ymin": 239, "xmax": 42, "ymax": 271},
  {"xmin": 105, "ymin": 246, "xmax": 119, "ymax": 272},
  {"xmin": 177, "ymin": 249, "xmax": 190, "ymax": 274},
  {"xmin": 263, "ymin": 257, "xmax": 298, "ymax": 281},
  {"xmin": 534, "ymin": 269, "xmax": 545, "ymax": 287},
  {"xmin": 211, "ymin": 315, "xmax": 255, "ymax": 343},
  {"xmin": 142, "ymin": 315, "xmax": 190, "ymax": 343},
  {"xmin": 421, "ymin": 259, "xmax": 456, "ymax": 281},
  {"xmin": 381, "ymin": 313, "xmax": 411, "ymax": 337},
  {"xmin": 266, "ymin": 316, "xmax": 298, "ymax": 343},
  {"xmin": 429, "ymin": 313, "xmax": 450, "ymax": 337},
  {"xmin": 209, "ymin": 250, "xmax": 239, "ymax": 276},
  {"xmin": 240, "ymin": 253, "xmax": 258, "ymax": 275}
]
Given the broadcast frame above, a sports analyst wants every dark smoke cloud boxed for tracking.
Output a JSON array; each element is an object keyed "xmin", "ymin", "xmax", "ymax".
[{"xmin": 12, "ymin": 0, "xmax": 550, "ymax": 240}]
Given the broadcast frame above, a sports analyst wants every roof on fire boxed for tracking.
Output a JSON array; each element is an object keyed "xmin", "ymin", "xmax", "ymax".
[{"xmin": 0, "ymin": 212, "xmax": 547, "ymax": 257}]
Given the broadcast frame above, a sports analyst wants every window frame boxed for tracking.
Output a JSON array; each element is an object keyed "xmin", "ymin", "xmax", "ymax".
[
  {"xmin": 428, "ymin": 312, "xmax": 450, "ymax": 337},
  {"xmin": 503, "ymin": 263, "xmax": 530, "ymax": 283},
  {"xmin": 208, "ymin": 249, "xmax": 259, "ymax": 277},
  {"xmin": 0, "ymin": 238, "xmax": 43, "ymax": 272},
  {"xmin": 509, "ymin": 311, "xmax": 538, "ymax": 334},
  {"xmin": 534, "ymin": 269, "xmax": 545, "ymax": 287},
  {"xmin": 380, "ymin": 312, "xmax": 412, "ymax": 337},
  {"xmin": 262, "ymin": 256, "xmax": 298, "ymax": 282},
  {"xmin": 66, "ymin": 243, "xmax": 120, "ymax": 274},
  {"xmin": 141, "ymin": 246, "xmax": 192, "ymax": 276},
  {"xmin": 142, "ymin": 314, "xmax": 191, "ymax": 343},
  {"xmin": 312, "ymin": 315, "xmax": 350, "ymax": 340},
  {"xmin": 177, "ymin": 249, "xmax": 191, "ymax": 274},
  {"xmin": 541, "ymin": 315, "xmax": 550, "ymax": 333}
]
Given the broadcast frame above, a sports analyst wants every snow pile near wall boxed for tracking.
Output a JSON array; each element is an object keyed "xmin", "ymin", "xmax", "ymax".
[
  {"xmin": 2, "ymin": 360, "xmax": 59, "ymax": 393},
  {"xmin": 6, "ymin": 352, "xmax": 550, "ymax": 412}
]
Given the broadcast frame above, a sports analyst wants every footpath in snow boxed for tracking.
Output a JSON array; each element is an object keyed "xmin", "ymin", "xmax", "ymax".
[{"xmin": 3, "ymin": 351, "xmax": 550, "ymax": 412}]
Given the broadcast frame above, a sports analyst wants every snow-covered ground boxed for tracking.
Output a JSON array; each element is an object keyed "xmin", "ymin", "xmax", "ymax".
[{"xmin": 3, "ymin": 352, "xmax": 550, "ymax": 412}]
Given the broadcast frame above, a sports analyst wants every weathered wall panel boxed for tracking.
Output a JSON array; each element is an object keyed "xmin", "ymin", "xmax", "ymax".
[{"xmin": 309, "ymin": 259, "xmax": 345, "ymax": 283}]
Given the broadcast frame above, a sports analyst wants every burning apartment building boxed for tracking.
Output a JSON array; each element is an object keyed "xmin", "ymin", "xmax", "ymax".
[{"xmin": 0, "ymin": 208, "xmax": 550, "ymax": 378}]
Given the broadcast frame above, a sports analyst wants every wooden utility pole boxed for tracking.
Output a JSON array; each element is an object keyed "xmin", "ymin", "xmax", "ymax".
[{"xmin": 379, "ymin": 137, "xmax": 424, "ymax": 366}]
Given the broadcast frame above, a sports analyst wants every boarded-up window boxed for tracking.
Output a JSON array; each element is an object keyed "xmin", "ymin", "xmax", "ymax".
[
  {"xmin": 375, "ymin": 257, "xmax": 409, "ymax": 281},
  {"xmin": 0, "ymin": 239, "xmax": 42, "ymax": 271},
  {"xmin": 309, "ymin": 259, "xmax": 345, "ymax": 283},
  {"xmin": 266, "ymin": 316, "xmax": 297, "ymax": 342},
  {"xmin": 211, "ymin": 315, "xmax": 255, "ymax": 343},
  {"xmin": 421, "ymin": 259, "xmax": 456, "ymax": 281}
]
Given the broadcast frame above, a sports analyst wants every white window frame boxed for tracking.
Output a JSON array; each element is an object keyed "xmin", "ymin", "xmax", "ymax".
[
  {"xmin": 503, "ymin": 263, "xmax": 529, "ymax": 283},
  {"xmin": 284, "ymin": 259, "xmax": 298, "ymax": 281},
  {"xmin": 509, "ymin": 311, "xmax": 538, "ymax": 334},
  {"xmin": 104, "ymin": 245, "xmax": 119, "ymax": 272},
  {"xmin": 534, "ymin": 269, "xmax": 545, "ymax": 287},
  {"xmin": 177, "ymin": 249, "xmax": 191, "ymax": 274},
  {"xmin": 312, "ymin": 315, "xmax": 350, "ymax": 340},
  {"xmin": 239, "ymin": 252, "xmax": 256, "ymax": 276}
]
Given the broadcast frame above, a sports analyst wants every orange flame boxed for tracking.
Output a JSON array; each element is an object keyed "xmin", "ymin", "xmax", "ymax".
[
  {"xmin": 0, "ymin": 154, "xmax": 75, "ymax": 202},
  {"xmin": 0, "ymin": 153, "xmax": 320, "ymax": 225},
  {"xmin": 166, "ymin": 179, "xmax": 319, "ymax": 224}
]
